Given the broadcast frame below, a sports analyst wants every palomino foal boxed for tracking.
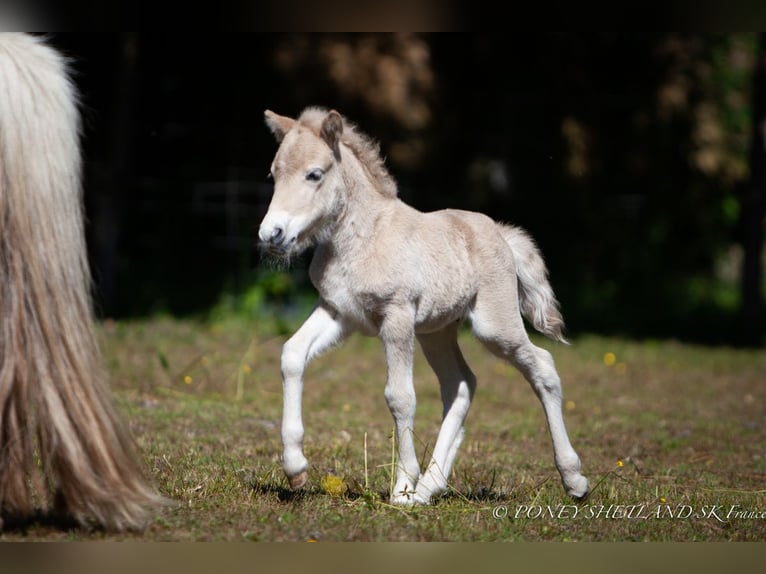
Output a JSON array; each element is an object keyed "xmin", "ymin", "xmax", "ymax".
[{"xmin": 259, "ymin": 107, "xmax": 589, "ymax": 505}]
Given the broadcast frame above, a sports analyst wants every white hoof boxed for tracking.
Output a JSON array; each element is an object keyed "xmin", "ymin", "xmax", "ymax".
[
  {"xmin": 413, "ymin": 474, "xmax": 444, "ymax": 505},
  {"xmin": 390, "ymin": 492, "xmax": 417, "ymax": 506},
  {"xmin": 565, "ymin": 474, "xmax": 589, "ymax": 500},
  {"xmin": 413, "ymin": 491, "xmax": 431, "ymax": 505}
]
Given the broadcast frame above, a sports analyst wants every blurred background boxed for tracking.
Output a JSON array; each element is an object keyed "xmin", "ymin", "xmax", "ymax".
[{"xmin": 49, "ymin": 33, "xmax": 765, "ymax": 346}]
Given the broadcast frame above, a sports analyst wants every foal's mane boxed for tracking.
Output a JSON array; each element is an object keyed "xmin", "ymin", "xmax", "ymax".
[{"xmin": 298, "ymin": 107, "xmax": 398, "ymax": 198}]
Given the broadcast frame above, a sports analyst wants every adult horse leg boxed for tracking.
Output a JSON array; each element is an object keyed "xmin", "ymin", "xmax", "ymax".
[
  {"xmin": 471, "ymin": 294, "xmax": 589, "ymax": 499},
  {"xmin": 280, "ymin": 301, "xmax": 348, "ymax": 489},
  {"xmin": 380, "ymin": 307, "xmax": 422, "ymax": 505},
  {"xmin": 413, "ymin": 324, "xmax": 476, "ymax": 504}
]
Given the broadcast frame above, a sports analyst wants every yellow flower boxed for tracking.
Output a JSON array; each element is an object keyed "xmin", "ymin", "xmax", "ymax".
[
  {"xmin": 241, "ymin": 364, "xmax": 252, "ymax": 374},
  {"xmin": 616, "ymin": 460, "xmax": 624, "ymax": 468},
  {"xmin": 320, "ymin": 474, "xmax": 347, "ymax": 497},
  {"xmin": 659, "ymin": 496, "xmax": 667, "ymax": 504},
  {"xmin": 565, "ymin": 400, "xmax": 576, "ymax": 412},
  {"xmin": 183, "ymin": 375, "xmax": 193, "ymax": 384},
  {"xmin": 603, "ymin": 352, "xmax": 616, "ymax": 366}
]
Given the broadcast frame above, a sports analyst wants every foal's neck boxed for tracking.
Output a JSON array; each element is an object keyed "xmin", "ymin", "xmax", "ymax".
[{"xmin": 329, "ymin": 150, "xmax": 397, "ymax": 254}]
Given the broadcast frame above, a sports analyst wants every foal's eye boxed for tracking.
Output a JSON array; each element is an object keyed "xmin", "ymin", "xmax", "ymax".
[{"xmin": 306, "ymin": 168, "xmax": 324, "ymax": 182}]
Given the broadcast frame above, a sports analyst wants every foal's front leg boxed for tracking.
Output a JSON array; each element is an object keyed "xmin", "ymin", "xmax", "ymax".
[
  {"xmin": 280, "ymin": 301, "xmax": 347, "ymax": 489},
  {"xmin": 380, "ymin": 308, "xmax": 421, "ymax": 505}
]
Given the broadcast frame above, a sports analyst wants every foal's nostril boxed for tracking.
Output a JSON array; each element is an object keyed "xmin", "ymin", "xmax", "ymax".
[{"xmin": 270, "ymin": 226, "xmax": 285, "ymax": 246}]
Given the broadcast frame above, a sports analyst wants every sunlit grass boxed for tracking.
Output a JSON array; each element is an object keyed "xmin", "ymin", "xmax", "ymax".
[{"xmin": 2, "ymin": 317, "xmax": 764, "ymax": 540}]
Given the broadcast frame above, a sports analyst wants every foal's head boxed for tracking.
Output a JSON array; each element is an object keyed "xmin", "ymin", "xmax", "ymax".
[{"xmin": 259, "ymin": 108, "xmax": 346, "ymax": 258}]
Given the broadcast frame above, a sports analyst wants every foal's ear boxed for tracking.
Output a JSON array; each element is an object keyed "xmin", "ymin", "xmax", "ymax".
[
  {"xmin": 264, "ymin": 110, "xmax": 295, "ymax": 142},
  {"xmin": 320, "ymin": 110, "xmax": 343, "ymax": 160}
]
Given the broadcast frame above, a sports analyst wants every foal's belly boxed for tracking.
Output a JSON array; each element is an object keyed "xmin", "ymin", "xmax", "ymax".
[
  {"xmin": 317, "ymin": 279, "xmax": 474, "ymax": 337},
  {"xmin": 311, "ymin": 234, "xmax": 479, "ymax": 336},
  {"xmin": 412, "ymin": 290, "xmax": 474, "ymax": 334}
]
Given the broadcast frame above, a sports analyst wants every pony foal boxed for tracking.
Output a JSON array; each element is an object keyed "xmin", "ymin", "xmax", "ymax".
[{"xmin": 259, "ymin": 107, "xmax": 589, "ymax": 505}]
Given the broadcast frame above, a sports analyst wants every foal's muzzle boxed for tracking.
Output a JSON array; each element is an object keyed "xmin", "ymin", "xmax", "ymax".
[
  {"xmin": 259, "ymin": 215, "xmax": 297, "ymax": 256},
  {"xmin": 258, "ymin": 217, "xmax": 286, "ymax": 247},
  {"xmin": 259, "ymin": 211, "xmax": 309, "ymax": 256},
  {"xmin": 265, "ymin": 225, "xmax": 285, "ymax": 246}
]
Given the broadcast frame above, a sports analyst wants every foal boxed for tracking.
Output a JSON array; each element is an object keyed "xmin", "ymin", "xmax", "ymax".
[{"xmin": 259, "ymin": 107, "xmax": 589, "ymax": 505}]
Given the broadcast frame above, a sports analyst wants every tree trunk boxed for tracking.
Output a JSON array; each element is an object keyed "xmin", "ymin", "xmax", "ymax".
[
  {"xmin": 92, "ymin": 33, "xmax": 139, "ymax": 316},
  {"xmin": 741, "ymin": 32, "xmax": 766, "ymax": 345}
]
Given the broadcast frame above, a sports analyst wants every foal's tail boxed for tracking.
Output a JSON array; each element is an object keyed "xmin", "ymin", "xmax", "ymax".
[
  {"xmin": 497, "ymin": 224, "xmax": 569, "ymax": 344},
  {"xmin": 0, "ymin": 34, "xmax": 162, "ymax": 530}
]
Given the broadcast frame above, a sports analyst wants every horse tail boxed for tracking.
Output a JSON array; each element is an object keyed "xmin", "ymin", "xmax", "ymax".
[
  {"xmin": 0, "ymin": 34, "xmax": 162, "ymax": 531},
  {"xmin": 497, "ymin": 224, "xmax": 569, "ymax": 344}
]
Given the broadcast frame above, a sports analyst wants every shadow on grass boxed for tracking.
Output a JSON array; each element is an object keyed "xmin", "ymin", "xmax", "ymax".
[
  {"xmin": 243, "ymin": 471, "xmax": 317, "ymax": 503},
  {"xmin": 439, "ymin": 487, "xmax": 510, "ymax": 504},
  {"xmin": 0, "ymin": 510, "xmax": 83, "ymax": 535},
  {"xmin": 242, "ymin": 466, "xmax": 520, "ymax": 507},
  {"xmin": 247, "ymin": 479, "xmax": 512, "ymax": 507}
]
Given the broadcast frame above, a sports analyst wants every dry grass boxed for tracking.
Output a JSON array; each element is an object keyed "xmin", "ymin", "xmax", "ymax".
[{"xmin": 2, "ymin": 315, "xmax": 764, "ymax": 541}]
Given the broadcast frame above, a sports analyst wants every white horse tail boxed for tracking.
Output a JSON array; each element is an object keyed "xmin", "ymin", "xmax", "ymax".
[
  {"xmin": 0, "ymin": 34, "xmax": 162, "ymax": 530},
  {"xmin": 497, "ymin": 224, "xmax": 569, "ymax": 344}
]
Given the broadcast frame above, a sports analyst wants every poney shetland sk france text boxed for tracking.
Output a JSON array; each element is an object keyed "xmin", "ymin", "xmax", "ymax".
[{"xmin": 492, "ymin": 504, "xmax": 766, "ymax": 523}]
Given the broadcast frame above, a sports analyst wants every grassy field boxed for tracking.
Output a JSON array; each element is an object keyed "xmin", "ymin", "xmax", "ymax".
[{"xmin": 2, "ymin": 315, "xmax": 765, "ymax": 541}]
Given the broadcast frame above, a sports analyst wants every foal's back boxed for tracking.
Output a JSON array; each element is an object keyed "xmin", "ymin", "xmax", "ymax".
[
  {"xmin": 394, "ymin": 202, "xmax": 517, "ymax": 274},
  {"xmin": 362, "ymin": 201, "xmax": 520, "ymax": 333}
]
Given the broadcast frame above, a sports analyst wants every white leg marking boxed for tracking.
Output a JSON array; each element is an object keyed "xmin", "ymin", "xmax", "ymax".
[
  {"xmin": 508, "ymin": 344, "xmax": 589, "ymax": 498},
  {"xmin": 471, "ymin": 301, "xmax": 589, "ymax": 500},
  {"xmin": 414, "ymin": 326, "xmax": 476, "ymax": 504},
  {"xmin": 280, "ymin": 301, "xmax": 347, "ymax": 487},
  {"xmin": 380, "ymin": 308, "xmax": 421, "ymax": 505}
]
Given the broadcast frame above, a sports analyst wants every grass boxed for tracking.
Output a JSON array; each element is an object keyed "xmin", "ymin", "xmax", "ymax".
[{"xmin": 2, "ymin": 315, "xmax": 764, "ymax": 541}]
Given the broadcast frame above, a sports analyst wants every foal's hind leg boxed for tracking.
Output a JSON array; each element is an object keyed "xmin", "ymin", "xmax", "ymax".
[
  {"xmin": 472, "ymin": 302, "xmax": 589, "ymax": 499},
  {"xmin": 414, "ymin": 324, "xmax": 476, "ymax": 504}
]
